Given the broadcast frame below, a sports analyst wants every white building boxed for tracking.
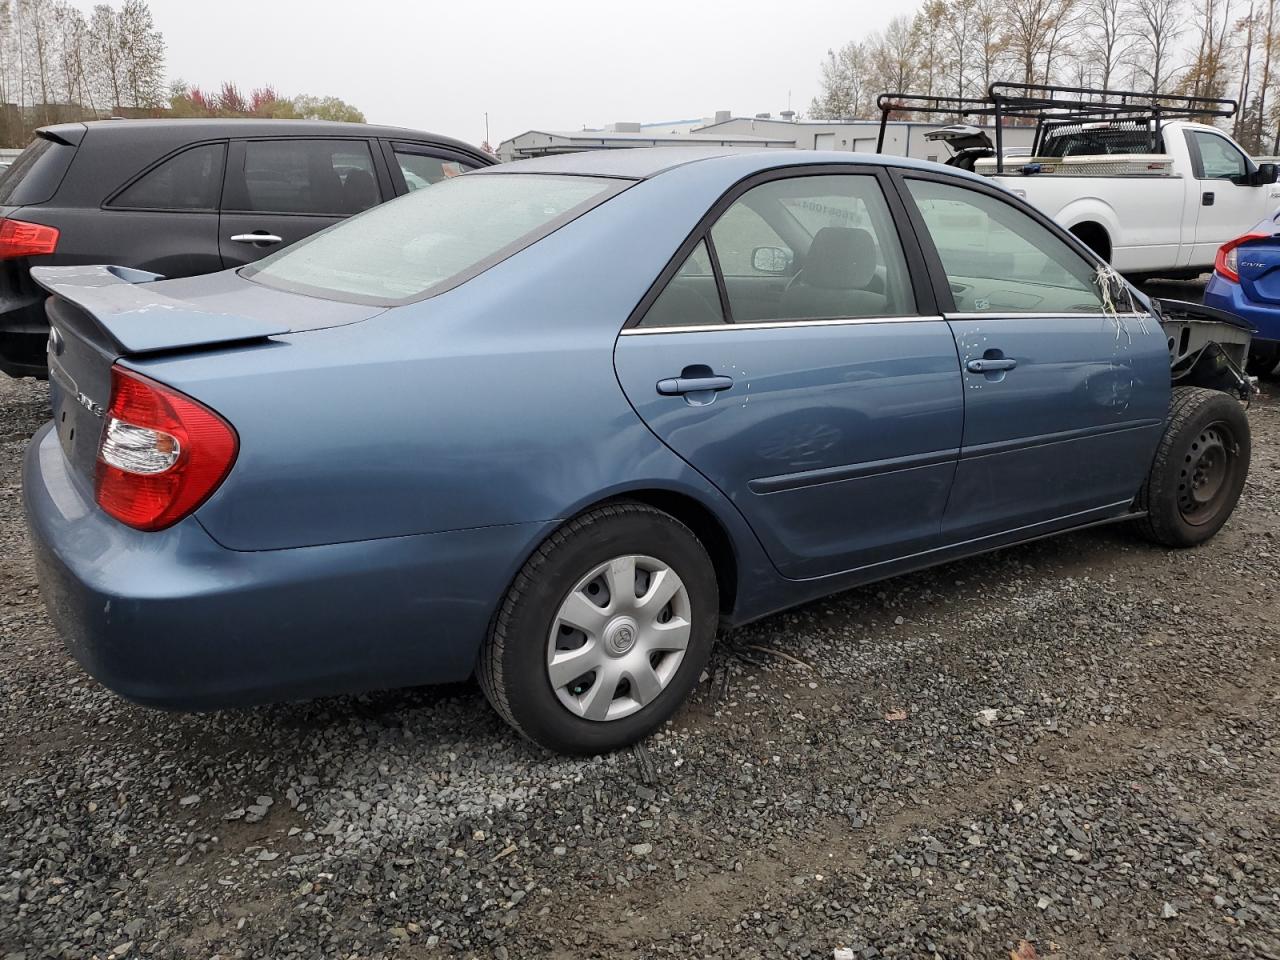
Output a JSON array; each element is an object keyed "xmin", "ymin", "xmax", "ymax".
[{"xmin": 497, "ymin": 112, "xmax": 1036, "ymax": 164}]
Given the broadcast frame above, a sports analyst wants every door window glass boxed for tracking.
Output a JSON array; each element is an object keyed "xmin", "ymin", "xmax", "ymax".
[
  {"xmin": 238, "ymin": 139, "xmax": 379, "ymax": 215},
  {"xmin": 1189, "ymin": 131, "xmax": 1248, "ymax": 180},
  {"xmin": 109, "ymin": 143, "xmax": 224, "ymax": 211},
  {"xmin": 709, "ymin": 174, "xmax": 914, "ymax": 321},
  {"xmin": 905, "ymin": 179, "xmax": 1106, "ymax": 313},
  {"xmin": 394, "ymin": 148, "xmax": 476, "ymax": 192},
  {"xmin": 639, "ymin": 240, "xmax": 724, "ymax": 328}
]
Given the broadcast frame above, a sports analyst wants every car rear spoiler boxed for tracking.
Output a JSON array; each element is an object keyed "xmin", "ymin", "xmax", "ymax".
[{"xmin": 31, "ymin": 264, "xmax": 289, "ymax": 355}]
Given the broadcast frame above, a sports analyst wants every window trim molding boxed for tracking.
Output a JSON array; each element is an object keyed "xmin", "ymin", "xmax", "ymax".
[
  {"xmin": 621, "ymin": 313, "xmax": 945, "ymax": 336},
  {"xmin": 101, "ymin": 139, "xmax": 228, "ymax": 214},
  {"xmin": 623, "ymin": 163, "xmax": 940, "ymax": 331}
]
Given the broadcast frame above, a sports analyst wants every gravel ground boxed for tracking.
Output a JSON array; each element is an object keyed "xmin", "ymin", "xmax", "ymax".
[{"xmin": 1, "ymin": 369, "xmax": 1278, "ymax": 960}]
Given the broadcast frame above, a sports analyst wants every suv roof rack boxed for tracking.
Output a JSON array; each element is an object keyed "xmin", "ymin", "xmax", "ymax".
[{"xmin": 875, "ymin": 82, "xmax": 1237, "ymax": 173}]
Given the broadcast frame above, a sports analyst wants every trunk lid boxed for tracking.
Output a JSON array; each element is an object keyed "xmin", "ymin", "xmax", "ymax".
[
  {"xmin": 1235, "ymin": 233, "xmax": 1280, "ymax": 305},
  {"xmin": 36, "ymin": 264, "xmax": 382, "ymax": 492}
]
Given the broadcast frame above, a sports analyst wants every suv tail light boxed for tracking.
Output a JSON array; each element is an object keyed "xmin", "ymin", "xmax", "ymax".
[
  {"xmin": 1214, "ymin": 228, "xmax": 1273, "ymax": 283},
  {"xmin": 95, "ymin": 366, "xmax": 238, "ymax": 531},
  {"xmin": 0, "ymin": 217, "xmax": 59, "ymax": 259}
]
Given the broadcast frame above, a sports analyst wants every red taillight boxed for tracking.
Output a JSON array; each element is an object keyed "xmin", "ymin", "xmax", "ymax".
[
  {"xmin": 0, "ymin": 217, "xmax": 59, "ymax": 259},
  {"xmin": 1214, "ymin": 228, "xmax": 1273, "ymax": 283},
  {"xmin": 95, "ymin": 366, "xmax": 238, "ymax": 531}
]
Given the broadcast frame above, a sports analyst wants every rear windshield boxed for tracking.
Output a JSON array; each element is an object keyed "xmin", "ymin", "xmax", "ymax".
[
  {"xmin": 244, "ymin": 173, "xmax": 623, "ymax": 305},
  {"xmin": 0, "ymin": 136, "xmax": 77, "ymax": 205},
  {"xmin": 1041, "ymin": 125, "xmax": 1163, "ymax": 157}
]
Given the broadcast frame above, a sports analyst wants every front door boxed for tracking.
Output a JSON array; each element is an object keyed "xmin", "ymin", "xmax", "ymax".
[
  {"xmin": 1185, "ymin": 128, "xmax": 1279, "ymax": 268},
  {"xmin": 614, "ymin": 170, "xmax": 964, "ymax": 580},
  {"xmin": 897, "ymin": 174, "xmax": 1170, "ymax": 542},
  {"xmin": 219, "ymin": 138, "xmax": 386, "ymax": 267}
]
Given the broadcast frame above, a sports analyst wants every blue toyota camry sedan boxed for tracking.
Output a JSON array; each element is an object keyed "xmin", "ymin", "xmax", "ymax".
[{"xmin": 24, "ymin": 148, "xmax": 1253, "ymax": 754}]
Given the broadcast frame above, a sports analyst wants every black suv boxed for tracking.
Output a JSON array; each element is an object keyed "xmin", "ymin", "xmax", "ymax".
[{"xmin": 0, "ymin": 118, "xmax": 494, "ymax": 378}]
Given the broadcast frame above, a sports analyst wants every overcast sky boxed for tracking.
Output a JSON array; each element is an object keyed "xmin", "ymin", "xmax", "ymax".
[{"xmin": 143, "ymin": 0, "xmax": 902, "ymax": 147}]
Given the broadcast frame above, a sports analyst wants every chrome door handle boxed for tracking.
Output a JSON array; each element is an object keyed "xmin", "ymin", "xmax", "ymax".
[
  {"xmin": 230, "ymin": 233, "xmax": 283, "ymax": 245},
  {"xmin": 656, "ymin": 375, "xmax": 734, "ymax": 395},
  {"xmin": 966, "ymin": 358, "xmax": 1017, "ymax": 373}
]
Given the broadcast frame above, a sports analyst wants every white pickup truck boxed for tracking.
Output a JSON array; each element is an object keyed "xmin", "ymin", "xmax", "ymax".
[{"xmin": 931, "ymin": 120, "xmax": 1280, "ymax": 279}]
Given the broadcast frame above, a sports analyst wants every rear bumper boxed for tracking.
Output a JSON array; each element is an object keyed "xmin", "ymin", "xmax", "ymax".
[
  {"xmin": 23, "ymin": 423, "xmax": 546, "ymax": 709},
  {"xmin": 1204, "ymin": 275, "xmax": 1280, "ymax": 343}
]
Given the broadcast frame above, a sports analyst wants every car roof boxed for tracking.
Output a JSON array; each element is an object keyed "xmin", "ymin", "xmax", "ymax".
[
  {"xmin": 481, "ymin": 146, "xmax": 980, "ymax": 183},
  {"xmin": 38, "ymin": 118, "xmax": 491, "ymax": 161}
]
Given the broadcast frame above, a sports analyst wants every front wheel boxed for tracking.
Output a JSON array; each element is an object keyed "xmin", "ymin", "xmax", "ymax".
[
  {"xmin": 478, "ymin": 502, "xmax": 718, "ymax": 755},
  {"xmin": 1135, "ymin": 387, "xmax": 1251, "ymax": 547}
]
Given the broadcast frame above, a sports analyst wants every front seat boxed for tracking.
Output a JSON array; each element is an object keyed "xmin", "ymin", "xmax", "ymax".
[{"xmin": 779, "ymin": 226, "xmax": 887, "ymax": 320}]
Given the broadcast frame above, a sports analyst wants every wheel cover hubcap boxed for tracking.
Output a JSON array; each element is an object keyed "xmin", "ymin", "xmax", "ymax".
[{"xmin": 546, "ymin": 554, "xmax": 692, "ymax": 722}]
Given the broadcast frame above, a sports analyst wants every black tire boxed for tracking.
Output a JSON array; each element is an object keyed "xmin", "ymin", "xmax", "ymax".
[
  {"xmin": 1135, "ymin": 387, "xmax": 1251, "ymax": 547},
  {"xmin": 478, "ymin": 502, "xmax": 718, "ymax": 755},
  {"xmin": 1246, "ymin": 342, "xmax": 1279, "ymax": 379}
]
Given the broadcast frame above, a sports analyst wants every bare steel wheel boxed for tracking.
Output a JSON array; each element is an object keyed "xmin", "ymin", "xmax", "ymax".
[
  {"xmin": 1136, "ymin": 387, "xmax": 1250, "ymax": 548},
  {"xmin": 1176, "ymin": 423, "xmax": 1238, "ymax": 527},
  {"xmin": 478, "ymin": 502, "xmax": 718, "ymax": 754},
  {"xmin": 547, "ymin": 555, "xmax": 691, "ymax": 721}
]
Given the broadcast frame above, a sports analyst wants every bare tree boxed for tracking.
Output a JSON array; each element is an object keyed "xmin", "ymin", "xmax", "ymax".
[
  {"xmin": 18, "ymin": 0, "xmax": 57, "ymax": 122},
  {"xmin": 972, "ymin": 0, "xmax": 1006, "ymax": 93},
  {"xmin": 1082, "ymin": 0, "xmax": 1132, "ymax": 88},
  {"xmin": 55, "ymin": 3, "xmax": 94, "ymax": 111},
  {"xmin": 116, "ymin": 0, "xmax": 162, "ymax": 107},
  {"xmin": 868, "ymin": 15, "xmax": 922, "ymax": 95},
  {"xmin": 912, "ymin": 0, "xmax": 948, "ymax": 101},
  {"xmin": 1183, "ymin": 0, "xmax": 1235, "ymax": 99},
  {"xmin": 1129, "ymin": 0, "xmax": 1186, "ymax": 93},
  {"xmin": 1041, "ymin": 0, "xmax": 1083, "ymax": 83},
  {"xmin": 810, "ymin": 41, "xmax": 871, "ymax": 118},
  {"xmin": 88, "ymin": 3, "xmax": 122, "ymax": 110},
  {"xmin": 939, "ymin": 0, "xmax": 979, "ymax": 98},
  {"xmin": 1003, "ymin": 0, "xmax": 1061, "ymax": 83}
]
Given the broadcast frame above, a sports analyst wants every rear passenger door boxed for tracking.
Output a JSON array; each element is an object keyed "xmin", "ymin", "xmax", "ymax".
[
  {"xmin": 98, "ymin": 140, "xmax": 227, "ymax": 276},
  {"xmin": 895, "ymin": 172, "xmax": 1169, "ymax": 542},
  {"xmin": 219, "ymin": 138, "xmax": 389, "ymax": 267},
  {"xmin": 614, "ymin": 169, "xmax": 964, "ymax": 580}
]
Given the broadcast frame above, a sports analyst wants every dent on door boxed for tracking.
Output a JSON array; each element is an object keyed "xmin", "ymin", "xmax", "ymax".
[{"xmin": 944, "ymin": 313, "xmax": 1169, "ymax": 539}]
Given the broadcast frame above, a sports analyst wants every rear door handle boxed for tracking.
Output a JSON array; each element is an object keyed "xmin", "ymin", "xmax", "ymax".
[
  {"xmin": 966, "ymin": 358, "xmax": 1017, "ymax": 373},
  {"xmin": 230, "ymin": 233, "xmax": 283, "ymax": 245},
  {"xmin": 656, "ymin": 375, "xmax": 734, "ymax": 395}
]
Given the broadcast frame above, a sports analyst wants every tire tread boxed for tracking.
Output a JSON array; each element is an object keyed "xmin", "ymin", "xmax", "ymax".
[{"xmin": 1135, "ymin": 386, "xmax": 1247, "ymax": 546}]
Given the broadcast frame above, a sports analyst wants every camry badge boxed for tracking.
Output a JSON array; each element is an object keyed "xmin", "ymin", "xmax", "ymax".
[{"xmin": 75, "ymin": 391, "xmax": 104, "ymax": 418}]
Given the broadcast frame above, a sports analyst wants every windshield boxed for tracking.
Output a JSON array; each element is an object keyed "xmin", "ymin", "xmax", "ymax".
[{"xmin": 245, "ymin": 173, "xmax": 623, "ymax": 305}]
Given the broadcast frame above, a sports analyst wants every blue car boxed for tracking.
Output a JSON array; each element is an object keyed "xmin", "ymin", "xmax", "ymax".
[
  {"xmin": 1205, "ymin": 213, "xmax": 1280, "ymax": 376},
  {"xmin": 23, "ymin": 149, "xmax": 1253, "ymax": 754}
]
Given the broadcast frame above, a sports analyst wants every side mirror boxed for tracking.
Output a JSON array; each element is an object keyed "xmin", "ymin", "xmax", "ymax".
[
  {"xmin": 752, "ymin": 246, "xmax": 793, "ymax": 274},
  {"xmin": 1253, "ymin": 162, "xmax": 1278, "ymax": 186}
]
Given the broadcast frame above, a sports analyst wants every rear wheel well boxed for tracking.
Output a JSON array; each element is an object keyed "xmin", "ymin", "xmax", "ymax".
[
  {"xmin": 1070, "ymin": 221, "xmax": 1112, "ymax": 263},
  {"xmin": 600, "ymin": 491, "xmax": 738, "ymax": 618}
]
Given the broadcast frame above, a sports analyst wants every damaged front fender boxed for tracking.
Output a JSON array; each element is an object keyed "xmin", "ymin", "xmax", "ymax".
[{"xmin": 1150, "ymin": 298, "xmax": 1255, "ymax": 400}]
